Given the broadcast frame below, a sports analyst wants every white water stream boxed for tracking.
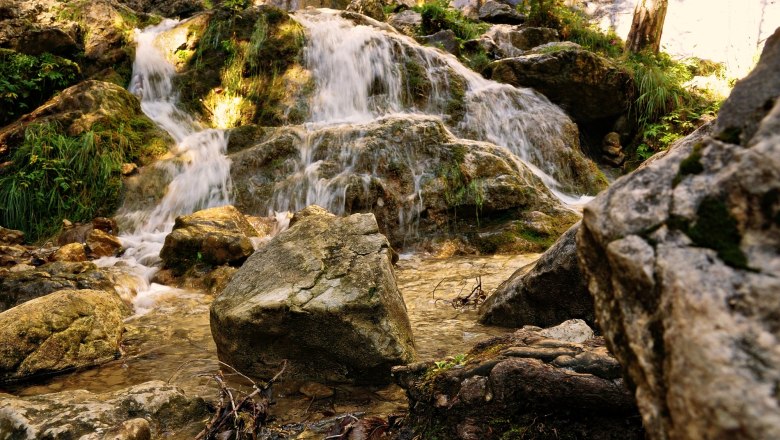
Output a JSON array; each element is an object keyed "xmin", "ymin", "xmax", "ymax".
[
  {"xmin": 270, "ymin": 9, "xmax": 592, "ymax": 224},
  {"xmin": 100, "ymin": 20, "xmax": 233, "ymax": 308},
  {"xmin": 106, "ymin": 10, "xmax": 593, "ymax": 309}
]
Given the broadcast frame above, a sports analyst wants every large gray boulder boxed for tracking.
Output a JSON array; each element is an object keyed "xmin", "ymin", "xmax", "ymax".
[
  {"xmin": 0, "ymin": 381, "xmax": 208, "ymax": 438},
  {"xmin": 210, "ymin": 206, "xmax": 416, "ymax": 384},
  {"xmin": 394, "ymin": 320, "xmax": 642, "ymax": 439},
  {"xmin": 577, "ymin": 29, "xmax": 780, "ymax": 440},
  {"xmin": 479, "ymin": 222, "xmax": 593, "ymax": 328},
  {"xmin": 486, "ymin": 45, "xmax": 631, "ymax": 123},
  {"xmin": 0, "ymin": 289, "xmax": 129, "ymax": 383},
  {"xmin": 483, "ymin": 25, "xmax": 560, "ymax": 58}
]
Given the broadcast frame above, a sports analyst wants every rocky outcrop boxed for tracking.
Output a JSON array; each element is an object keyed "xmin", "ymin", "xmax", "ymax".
[
  {"xmin": 211, "ymin": 206, "xmax": 416, "ymax": 384},
  {"xmin": 388, "ymin": 9, "xmax": 421, "ymax": 37},
  {"xmin": 419, "ymin": 29, "xmax": 460, "ymax": 56},
  {"xmin": 483, "ymin": 25, "xmax": 559, "ymax": 58},
  {"xmin": 346, "ymin": 0, "xmax": 385, "ymax": 22},
  {"xmin": 394, "ymin": 321, "xmax": 642, "ymax": 439},
  {"xmin": 0, "ymin": 380, "xmax": 208, "ymax": 438},
  {"xmin": 0, "ymin": 80, "xmax": 171, "ymax": 165},
  {"xmin": 160, "ymin": 205, "xmax": 260, "ymax": 275},
  {"xmin": 486, "ymin": 45, "xmax": 631, "ymax": 123},
  {"xmin": 0, "ymin": 289, "xmax": 129, "ymax": 382},
  {"xmin": 478, "ymin": 0, "xmax": 525, "ymax": 24},
  {"xmin": 0, "ymin": 261, "xmax": 116, "ymax": 312},
  {"xmin": 577, "ymin": 31, "xmax": 780, "ymax": 440},
  {"xmin": 230, "ymin": 115, "xmax": 581, "ymax": 249},
  {"xmin": 479, "ymin": 222, "xmax": 593, "ymax": 328}
]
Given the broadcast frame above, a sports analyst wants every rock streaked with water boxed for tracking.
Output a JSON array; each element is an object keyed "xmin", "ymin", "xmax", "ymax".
[{"xmin": 210, "ymin": 206, "xmax": 416, "ymax": 384}]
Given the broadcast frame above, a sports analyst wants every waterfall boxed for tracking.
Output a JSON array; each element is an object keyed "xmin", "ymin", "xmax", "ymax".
[
  {"xmin": 265, "ymin": 9, "xmax": 591, "ymax": 224},
  {"xmin": 100, "ymin": 19, "xmax": 233, "ymax": 306}
]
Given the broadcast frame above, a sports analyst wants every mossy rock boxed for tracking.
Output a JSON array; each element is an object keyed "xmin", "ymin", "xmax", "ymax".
[{"xmin": 167, "ymin": 6, "xmax": 310, "ymax": 128}]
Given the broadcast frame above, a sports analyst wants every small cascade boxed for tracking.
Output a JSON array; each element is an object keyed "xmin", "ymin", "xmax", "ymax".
[
  {"xmin": 103, "ymin": 20, "xmax": 233, "ymax": 300},
  {"xmin": 264, "ymin": 9, "xmax": 591, "ymax": 232}
]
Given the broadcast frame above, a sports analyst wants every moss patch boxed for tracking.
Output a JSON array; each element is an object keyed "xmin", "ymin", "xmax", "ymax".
[
  {"xmin": 176, "ymin": 6, "xmax": 309, "ymax": 128},
  {"xmin": 672, "ymin": 142, "xmax": 704, "ymax": 186},
  {"xmin": 688, "ymin": 196, "xmax": 749, "ymax": 269}
]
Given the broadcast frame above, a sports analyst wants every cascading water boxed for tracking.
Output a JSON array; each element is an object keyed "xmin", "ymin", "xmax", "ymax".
[
  {"xmin": 101, "ymin": 19, "xmax": 233, "ymax": 307},
  {"xmin": 263, "ymin": 9, "xmax": 592, "ymax": 230}
]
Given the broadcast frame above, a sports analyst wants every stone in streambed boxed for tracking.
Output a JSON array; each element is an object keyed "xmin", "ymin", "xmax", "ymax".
[
  {"xmin": 0, "ymin": 289, "xmax": 129, "ymax": 383},
  {"xmin": 210, "ymin": 206, "xmax": 416, "ymax": 384},
  {"xmin": 160, "ymin": 205, "xmax": 260, "ymax": 275}
]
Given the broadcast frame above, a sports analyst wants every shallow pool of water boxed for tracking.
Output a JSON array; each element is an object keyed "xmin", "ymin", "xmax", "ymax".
[{"xmin": 2, "ymin": 252, "xmax": 536, "ymax": 430}]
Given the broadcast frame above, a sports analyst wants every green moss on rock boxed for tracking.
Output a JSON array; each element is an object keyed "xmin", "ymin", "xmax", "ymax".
[{"xmin": 688, "ymin": 196, "xmax": 748, "ymax": 269}]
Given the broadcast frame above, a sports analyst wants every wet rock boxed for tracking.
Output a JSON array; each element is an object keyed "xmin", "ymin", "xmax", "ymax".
[
  {"xmin": 0, "ymin": 226, "xmax": 24, "ymax": 245},
  {"xmin": 388, "ymin": 10, "xmax": 422, "ymax": 37},
  {"xmin": 479, "ymin": 223, "xmax": 593, "ymax": 328},
  {"xmin": 478, "ymin": 0, "xmax": 525, "ymax": 24},
  {"xmin": 160, "ymin": 205, "xmax": 260, "ymax": 275},
  {"xmin": 230, "ymin": 115, "xmax": 585, "ymax": 249},
  {"xmin": 577, "ymin": 34, "xmax": 780, "ymax": 439},
  {"xmin": 483, "ymin": 25, "xmax": 559, "ymax": 58},
  {"xmin": 346, "ymin": 0, "xmax": 385, "ymax": 22},
  {"xmin": 211, "ymin": 206, "xmax": 416, "ymax": 384},
  {"xmin": 0, "ymin": 261, "xmax": 116, "ymax": 312},
  {"xmin": 486, "ymin": 45, "xmax": 631, "ymax": 124},
  {"xmin": 86, "ymin": 229, "xmax": 123, "ymax": 258},
  {"xmin": 0, "ymin": 380, "xmax": 208, "ymax": 438},
  {"xmin": 419, "ymin": 29, "xmax": 460, "ymax": 56},
  {"xmin": 53, "ymin": 242, "xmax": 88, "ymax": 262},
  {"xmin": 394, "ymin": 325, "xmax": 642, "ymax": 439},
  {"xmin": 0, "ymin": 289, "xmax": 129, "ymax": 383}
]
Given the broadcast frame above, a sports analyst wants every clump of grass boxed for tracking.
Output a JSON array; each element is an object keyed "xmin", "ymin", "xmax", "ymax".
[
  {"xmin": 415, "ymin": 0, "xmax": 489, "ymax": 41},
  {"xmin": 0, "ymin": 123, "xmax": 130, "ymax": 241}
]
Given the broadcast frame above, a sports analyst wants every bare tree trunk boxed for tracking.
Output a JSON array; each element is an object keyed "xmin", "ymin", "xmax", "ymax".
[{"xmin": 626, "ymin": 0, "xmax": 669, "ymax": 54}]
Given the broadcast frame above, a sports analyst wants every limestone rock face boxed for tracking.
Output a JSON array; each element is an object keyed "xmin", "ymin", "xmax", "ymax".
[
  {"xmin": 479, "ymin": 223, "xmax": 593, "ymax": 328},
  {"xmin": 577, "ymin": 31, "xmax": 780, "ymax": 440},
  {"xmin": 0, "ymin": 381, "xmax": 208, "ymax": 438},
  {"xmin": 394, "ymin": 322, "xmax": 642, "ymax": 440},
  {"xmin": 160, "ymin": 205, "xmax": 259, "ymax": 275},
  {"xmin": 0, "ymin": 289, "xmax": 129, "ymax": 382},
  {"xmin": 486, "ymin": 46, "xmax": 631, "ymax": 123},
  {"xmin": 0, "ymin": 261, "xmax": 116, "ymax": 312},
  {"xmin": 230, "ymin": 116, "xmax": 589, "ymax": 248},
  {"xmin": 210, "ymin": 206, "xmax": 416, "ymax": 384}
]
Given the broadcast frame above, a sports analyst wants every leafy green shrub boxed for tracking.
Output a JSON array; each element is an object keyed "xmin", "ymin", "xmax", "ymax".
[
  {"xmin": 0, "ymin": 50, "xmax": 80, "ymax": 126},
  {"xmin": 0, "ymin": 123, "xmax": 136, "ymax": 241},
  {"xmin": 416, "ymin": 0, "xmax": 488, "ymax": 41}
]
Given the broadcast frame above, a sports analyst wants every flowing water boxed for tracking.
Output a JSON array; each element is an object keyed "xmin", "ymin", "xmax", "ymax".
[
  {"xmin": 267, "ymin": 8, "xmax": 592, "ymax": 225},
  {"xmin": 5, "ymin": 8, "xmax": 588, "ymax": 434}
]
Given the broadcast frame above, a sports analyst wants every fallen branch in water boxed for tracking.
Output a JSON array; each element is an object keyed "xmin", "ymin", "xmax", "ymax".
[
  {"xmin": 195, "ymin": 360, "xmax": 287, "ymax": 440},
  {"xmin": 434, "ymin": 274, "xmax": 487, "ymax": 310}
]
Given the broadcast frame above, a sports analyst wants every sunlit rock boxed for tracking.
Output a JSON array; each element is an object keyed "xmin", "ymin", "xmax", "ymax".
[
  {"xmin": 577, "ymin": 29, "xmax": 780, "ymax": 439},
  {"xmin": 0, "ymin": 289, "xmax": 129, "ymax": 383},
  {"xmin": 210, "ymin": 206, "xmax": 416, "ymax": 384}
]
